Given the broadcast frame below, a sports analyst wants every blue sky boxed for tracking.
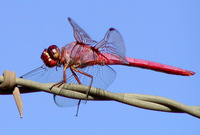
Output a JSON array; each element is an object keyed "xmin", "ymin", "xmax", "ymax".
[{"xmin": 0, "ymin": 1, "xmax": 200, "ymax": 135}]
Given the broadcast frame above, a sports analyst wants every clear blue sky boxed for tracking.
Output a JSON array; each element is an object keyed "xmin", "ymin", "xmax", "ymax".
[{"xmin": 0, "ymin": 1, "xmax": 200, "ymax": 135}]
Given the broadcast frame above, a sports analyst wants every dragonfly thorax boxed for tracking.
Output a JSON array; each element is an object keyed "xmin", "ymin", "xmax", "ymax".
[{"xmin": 61, "ymin": 42, "xmax": 103, "ymax": 68}]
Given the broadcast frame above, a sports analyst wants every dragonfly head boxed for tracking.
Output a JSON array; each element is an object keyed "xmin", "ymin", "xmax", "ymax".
[{"xmin": 41, "ymin": 45, "xmax": 61, "ymax": 67}]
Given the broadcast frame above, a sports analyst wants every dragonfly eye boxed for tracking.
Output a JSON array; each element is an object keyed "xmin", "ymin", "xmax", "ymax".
[
  {"xmin": 48, "ymin": 45, "xmax": 61, "ymax": 60},
  {"xmin": 41, "ymin": 45, "xmax": 60, "ymax": 67}
]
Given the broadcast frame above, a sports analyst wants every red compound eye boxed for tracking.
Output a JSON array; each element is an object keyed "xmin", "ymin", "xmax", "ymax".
[
  {"xmin": 41, "ymin": 45, "xmax": 60, "ymax": 67},
  {"xmin": 47, "ymin": 45, "xmax": 61, "ymax": 60}
]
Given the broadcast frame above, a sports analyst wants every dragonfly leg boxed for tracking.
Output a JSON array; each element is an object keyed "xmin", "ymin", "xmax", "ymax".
[
  {"xmin": 71, "ymin": 67, "xmax": 93, "ymax": 104},
  {"xmin": 70, "ymin": 67, "xmax": 82, "ymax": 116},
  {"xmin": 49, "ymin": 81, "xmax": 64, "ymax": 90},
  {"xmin": 63, "ymin": 66, "xmax": 67, "ymax": 83},
  {"xmin": 75, "ymin": 99, "xmax": 81, "ymax": 117},
  {"xmin": 70, "ymin": 67, "xmax": 82, "ymax": 84},
  {"xmin": 50, "ymin": 66, "xmax": 67, "ymax": 90}
]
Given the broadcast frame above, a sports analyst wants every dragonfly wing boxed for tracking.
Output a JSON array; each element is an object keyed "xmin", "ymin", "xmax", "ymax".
[
  {"xmin": 54, "ymin": 65, "xmax": 116, "ymax": 107},
  {"xmin": 20, "ymin": 65, "xmax": 63, "ymax": 83},
  {"xmin": 21, "ymin": 64, "xmax": 116, "ymax": 107},
  {"xmin": 21, "ymin": 65, "xmax": 82, "ymax": 107},
  {"xmin": 68, "ymin": 17, "xmax": 97, "ymax": 45},
  {"xmin": 94, "ymin": 28, "xmax": 128, "ymax": 64},
  {"xmin": 53, "ymin": 95, "xmax": 84, "ymax": 107}
]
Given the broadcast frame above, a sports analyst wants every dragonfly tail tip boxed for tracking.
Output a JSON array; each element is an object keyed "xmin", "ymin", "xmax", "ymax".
[{"xmin": 189, "ymin": 71, "xmax": 195, "ymax": 76}]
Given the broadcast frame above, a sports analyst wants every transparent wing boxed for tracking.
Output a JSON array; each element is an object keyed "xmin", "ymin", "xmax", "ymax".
[
  {"xmin": 21, "ymin": 64, "xmax": 116, "ymax": 107},
  {"xmin": 54, "ymin": 65, "xmax": 116, "ymax": 107},
  {"xmin": 68, "ymin": 17, "xmax": 97, "ymax": 45},
  {"xmin": 21, "ymin": 65, "xmax": 63, "ymax": 83},
  {"xmin": 95, "ymin": 28, "xmax": 128, "ymax": 63},
  {"xmin": 21, "ymin": 65, "xmax": 79, "ymax": 107},
  {"xmin": 69, "ymin": 65, "xmax": 116, "ymax": 89}
]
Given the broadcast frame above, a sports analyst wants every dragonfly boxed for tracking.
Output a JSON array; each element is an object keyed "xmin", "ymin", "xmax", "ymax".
[{"xmin": 21, "ymin": 17, "xmax": 195, "ymax": 115}]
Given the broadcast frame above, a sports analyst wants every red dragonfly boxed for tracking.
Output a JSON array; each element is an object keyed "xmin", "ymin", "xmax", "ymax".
[{"xmin": 21, "ymin": 17, "xmax": 195, "ymax": 114}]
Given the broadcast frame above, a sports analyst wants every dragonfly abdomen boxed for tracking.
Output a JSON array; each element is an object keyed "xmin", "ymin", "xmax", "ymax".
[{"xmin": 125, "ymin": 57, "xmax": 195, "ymax": 76}]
